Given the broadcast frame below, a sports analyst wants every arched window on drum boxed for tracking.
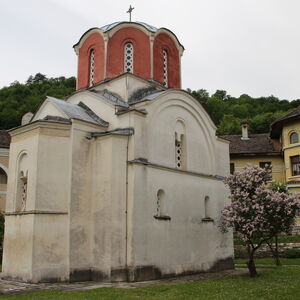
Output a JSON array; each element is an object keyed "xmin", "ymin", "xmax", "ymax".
[
  {"xmin": 124, "ymin": 42, "xmax": 134, "ymax": 73},
  {"xmin": 88, "ymin": 49, "xmax": 95, "ymax": 87},
  {"xmin": 162, "ymin": 50, "xmax": 168, "ymax": 87}
]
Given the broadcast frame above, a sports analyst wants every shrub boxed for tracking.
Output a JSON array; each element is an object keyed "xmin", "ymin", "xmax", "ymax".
[{"xmin": 283, "ymin": 249, "xmax": 300, "ymax": 258}]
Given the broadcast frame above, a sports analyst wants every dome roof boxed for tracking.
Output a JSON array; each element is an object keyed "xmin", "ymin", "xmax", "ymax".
[{"xmin": 100, "ymin": 21, "xmax": 158, "ymax": 33}]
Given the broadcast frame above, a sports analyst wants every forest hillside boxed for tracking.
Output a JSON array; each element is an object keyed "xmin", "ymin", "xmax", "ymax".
[{"xmin": 0, "ymin": 73, "xmax": 299, "ymax": 135}]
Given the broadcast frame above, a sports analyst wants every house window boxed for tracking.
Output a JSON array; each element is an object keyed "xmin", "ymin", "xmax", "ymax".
[
  {"xmin": 89, "ymin": 49, "xmax": 95, "ymax": 87},
  {"xmin": 259, "ymin": 162, "xmax": 272, "ymax": 169},
  {"xmin": 163, "ymin": 50, "xmax": 168, "ymax": 87},
  {"xmin": 230, "ymin": 163, "xmax": 235, "ymax": 174},
  {"xmin": 291, "ymin": 155, "xmax": 300, "ymax": 176},
  {"xmin": 290, "ymin": 132, "xmax": 299, "ymax": 144},
  {"xmin": 124, "ymin": 42, "xmax": 133, "ymax": 73},
  {"xmin": 0, "ymin": 168, "xmax": 7, "ymax": 184}
]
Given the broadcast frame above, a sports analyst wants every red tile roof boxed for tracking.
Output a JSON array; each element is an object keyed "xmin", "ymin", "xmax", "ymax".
[{"xmin": 220, "ymin": 133, "xmax": 281, "ymax": 155}]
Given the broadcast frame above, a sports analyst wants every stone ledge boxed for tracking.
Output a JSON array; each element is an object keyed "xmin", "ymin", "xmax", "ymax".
[
  {"xmin": 5, "ymin": 210, "xmax": 68, "ymax": 216},
  {"xmin": 153, "ymin": 215, "xmax": 171, "ymax": 220}
]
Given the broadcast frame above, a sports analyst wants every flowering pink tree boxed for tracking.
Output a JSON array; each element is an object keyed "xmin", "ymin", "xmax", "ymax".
[{"xmin": 220, "ymin": 165, "xmax": 300, "ymax": 277}]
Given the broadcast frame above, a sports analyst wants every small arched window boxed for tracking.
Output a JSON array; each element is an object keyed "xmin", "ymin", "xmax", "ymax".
[
  {"xmin": 175, "ymin": 120, "xmax": 186, "ymax": 169},
  {"xmin": 89, "ymin": 49, "xmax": 95, "ymax": 87},
  {"xmin": 16, "ymin": 152, "xmax": 29, "ymax": 212},
  {"xmin": 204, "ymin": 196, "xmax": 210, "ymax": 218},
  {"xmin": 156, "ymin": 189, "xmax": 165, "ymax": 216},
  {"xmin": 162, "ymin": 50, "xmax": 168, "ymax": 87},
  {"xmin": 290, "ymin": 132, "xmax": 298, "ymax": 144},
  {"xmin": 0, "ymin": 168, "xmax": 7, "ymax": 185},
  {"xmin": 124, "ymin": 42, "xmax": 134, "ymax": 73}
]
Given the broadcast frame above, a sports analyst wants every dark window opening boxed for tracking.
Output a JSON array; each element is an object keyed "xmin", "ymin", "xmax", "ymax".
[
  {"xmin": 291, "ymin": 155, "xmax": 300, "ymax": 176},
  {"xmin": 259, "ymin": 161, "xmax": 272, "ymax": 169},
  {"xmin": 0, "ymin": 168, "xmax": 7, "ymax": 184},
  {"xmin": 230, "ymin": 163, "xmax": 235, "ymax": 174}
]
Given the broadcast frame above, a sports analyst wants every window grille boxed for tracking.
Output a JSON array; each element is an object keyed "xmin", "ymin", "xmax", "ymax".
[
  {"xmin": 163, "ymin": 50, "xmax": 168, "ymax": 87},
  {"xmin": 124, "ymin": 42, "xmax": 134, "ymax": 73},
  {"xmin": 89, "ymin": 49, "xmax": 95, "ymax": 87},
  {"xmin": 175, "ymin": 138, "xmax": 183, "ymax": 169}
]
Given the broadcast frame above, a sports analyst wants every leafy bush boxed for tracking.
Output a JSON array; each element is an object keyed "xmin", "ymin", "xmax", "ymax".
[{"xmin": 283, "ymin": 249, "xmax": 300, "ymax": 258}]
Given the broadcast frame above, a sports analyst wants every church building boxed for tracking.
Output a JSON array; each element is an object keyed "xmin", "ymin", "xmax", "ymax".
[{"xmin": 3, "ymin": 21, "xmax": 233, "ymax": 283}]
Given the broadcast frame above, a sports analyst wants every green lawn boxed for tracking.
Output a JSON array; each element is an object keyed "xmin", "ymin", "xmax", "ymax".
[{"xmin": 3, "ymin": 266, "xmax": 300, "ymax": 300}]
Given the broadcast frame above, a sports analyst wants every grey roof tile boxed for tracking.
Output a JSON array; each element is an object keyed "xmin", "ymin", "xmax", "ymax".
[
  {"xmin": 90, "ymin": 89, "xmax": 129, "ymax": 108},
  {"xmin": 47, "ymin": 96, "xmax": 108, "ymax": 127}
]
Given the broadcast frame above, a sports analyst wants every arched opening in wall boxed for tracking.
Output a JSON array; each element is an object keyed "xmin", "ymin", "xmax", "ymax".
[
  {"xmin": 175, "ymin": 120, "xmax": 186, "ymax": 169},
  {"xmin": 88, "ymin": 48, "xmax": 95, "ymax": 87},
  {"xmin": 290, "ymin": 132, "xmax": 299, "ymax": 144},
  {"xmin": 204, "ymin": 196, "xmax": 210, "ymax": 218},
  {"xmin": 0, "ymin": 168, "xmax": 7, "ymax": 185},
  {"xmin": 15, "ymin": 152, "xmax": 29, "ymax": 212},
  {"xmin": 162, "ymin": 49, "xmax": 168, "ymax": 87},
  {"xmin": 156, "ymin": 189, "xmax": 165, "ymax": 216},
  {"xmin": 124, "ymin": 42, "xmax": 134, "ymax": 73}
]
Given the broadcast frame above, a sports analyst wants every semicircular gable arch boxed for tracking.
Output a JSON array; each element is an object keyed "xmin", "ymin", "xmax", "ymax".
[
  {"xmin": 76, "ymin": 30, "xmax": 105, "ymax": 89},
  {"xmin": 73, "ymin": 28, "xmax": 105, "ymax": 52},
  {"xmin": 107, "ymin": 23, "xmax": 152, "ymax": 38},
  {"xmin": 148, "ymin": 90, "xmax": 217, "ymax": 130},
  {"xmin": 147, "ymin": 96, "xmax": 217, "ymax": 173},
  {"xmin": 153, "ymin": 34, "xmax": 181, "ymax": 88},
  {"xmin": 154, "ymin": 28, "xmax": 184, "ymax": 52}
]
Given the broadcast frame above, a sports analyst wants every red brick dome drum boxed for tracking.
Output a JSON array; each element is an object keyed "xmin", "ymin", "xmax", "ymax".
[{"xmin": 73, "ymin": 21, "xmax": 184, "ymax": 90}]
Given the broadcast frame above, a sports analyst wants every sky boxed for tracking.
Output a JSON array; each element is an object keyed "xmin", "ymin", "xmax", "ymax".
[{"xmin": 1, "ymin": 0, "xmax": 300, "ymax": 100}]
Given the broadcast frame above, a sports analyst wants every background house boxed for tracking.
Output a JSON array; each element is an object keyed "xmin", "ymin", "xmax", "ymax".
[{"xmin": 0, "ymin": 131, "xmax": 10, "ymax": 211}]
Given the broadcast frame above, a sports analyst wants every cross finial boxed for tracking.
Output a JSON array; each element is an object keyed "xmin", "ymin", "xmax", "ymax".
[{"xmin": 127, "ymin": 5, "xmax": 134, "ymax": 22}]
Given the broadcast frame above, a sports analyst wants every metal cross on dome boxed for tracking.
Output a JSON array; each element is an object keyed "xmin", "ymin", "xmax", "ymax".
[{"xmin": 127, "ymin": 5, "xmax": 134, "ymax": 22}]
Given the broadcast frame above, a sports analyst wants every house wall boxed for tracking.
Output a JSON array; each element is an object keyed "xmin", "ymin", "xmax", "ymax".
[
  {"xmin": 230, "ymin": 155, "xmax": 285, "ymax": 183},
  {"xmin": 281, "ymin": 121, "xmax": 300, "ymax": 192}
]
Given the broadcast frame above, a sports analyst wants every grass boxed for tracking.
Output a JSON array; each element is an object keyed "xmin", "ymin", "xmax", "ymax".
[{"xmin": 2, "ymin": 266, "xmax": 300, "ymax": 300}]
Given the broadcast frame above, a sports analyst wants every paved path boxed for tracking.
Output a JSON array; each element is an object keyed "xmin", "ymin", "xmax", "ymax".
[{"xmin": 0, "ymin": 268, "xmax": 248, "ymax": 296}]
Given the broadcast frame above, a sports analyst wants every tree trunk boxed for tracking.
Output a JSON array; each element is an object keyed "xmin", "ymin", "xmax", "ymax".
[
  {"xmin": 247, "ymin": 245, "xmax": 258, "ymax": 277},
  {"xmin": 274, "ymin": 235, "xmax": 281, "ymax": 266},
  {"xmin": 267, "ymin": 236, "xmax": 281, "ymax": 266}
]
